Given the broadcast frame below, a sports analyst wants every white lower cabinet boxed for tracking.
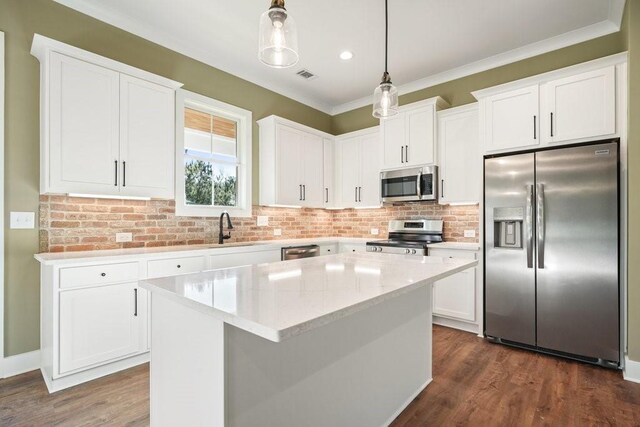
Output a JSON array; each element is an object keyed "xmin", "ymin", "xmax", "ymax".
[
  {"xmin": 339, "ymin": 243, "xmax": 367, "ymax": 253},
  {"xmin": 147, "ymin": 255, "xmax": 207, "ymax": 279},
  {"xmin": 429, "ymin": 248, "xmax": 479, "ymax": 331},
  {"xmin": 59, "ymin": 282, "xmax": 144, "ymax": 374},
  {"xmin": 319, "ymin": 243, "xmax": 338, "ymax": 255}
]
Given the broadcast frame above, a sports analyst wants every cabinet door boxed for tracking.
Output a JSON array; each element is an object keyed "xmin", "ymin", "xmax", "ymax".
[
  {"xmin": 323, "ymin": 139, "xmax": 335, "ymax": 208},
  {"xmin": 49, "ymin": 53, "xmax": 120, "ymax": 195},
  {"xmin": 59, "ymin": 283, "xmax": 141, "ymax": 373},
  {"xmin": 338, "ymin": 136, "xmax": 360, "ymax": 208},
  {"xmin": 484, "ymin": 85, "xmax": 539, "ymax": 152},
  {"xmin": 432, "ymin": 269, "xmax": 476, "ymax": 321},
  {"xmin": 301, "ymin": 133, "xmax": 324, "ymax": 207},
  {"xmin": 543, "ymin": 66, "xmax": 616, "ymax": 144},
  {"xmin": 439, "ymin": 109, "xmax": 480, "ymax": 204},
  {"xmin": 406, "ymin": 105, "xmax": 435, "ymax": 166},
  {"xmin": 358, "ymin": 132, "xmax": 381, "ymax": 206},
  {"xmin": 381, "ymin": 114, "xmax": 406, "ymax": 169},
  {"xmin": 275, "ymin": 125, "xmax": 303, "ymax": 205},
  {"xmin": 119, "ymin": 75, "xmax": 175, "ymax": 198}
]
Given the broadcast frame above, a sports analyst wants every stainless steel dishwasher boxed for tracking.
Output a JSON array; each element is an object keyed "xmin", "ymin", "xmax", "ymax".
[{"xmin": 281, "ymin": 244, "xmax": 320, "ymax": 261}]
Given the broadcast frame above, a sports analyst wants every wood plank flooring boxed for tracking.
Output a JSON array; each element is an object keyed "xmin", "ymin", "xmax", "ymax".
[{"xmin": 1, "ymin": 326, "xmax": 639, "ymax": 426}]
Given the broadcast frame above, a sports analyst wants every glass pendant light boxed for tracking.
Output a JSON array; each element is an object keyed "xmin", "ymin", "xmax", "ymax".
[
  {"xmin": 373, "ymin": 0, "xmax": 399, "ymax": 118},
  {"xmin": 259, "ymin": 0, "xmax": 299, "ymax": 68}
]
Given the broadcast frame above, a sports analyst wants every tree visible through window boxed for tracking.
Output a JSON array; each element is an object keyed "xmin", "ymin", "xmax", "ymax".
[{"xmin": 183, "ymin": 107, "xmax": 238, "ymax": 207}]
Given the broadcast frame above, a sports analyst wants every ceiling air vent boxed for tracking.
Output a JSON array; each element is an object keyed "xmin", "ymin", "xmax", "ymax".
[{"xmin": 295, "ymin": 69, "xmax": 318, "ymax": 81}]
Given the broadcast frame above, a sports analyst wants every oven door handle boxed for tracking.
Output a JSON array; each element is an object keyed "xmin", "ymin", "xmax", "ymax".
[{"xmin": 416, "ymin": 171, "xmax": 422, "ymax": 198}]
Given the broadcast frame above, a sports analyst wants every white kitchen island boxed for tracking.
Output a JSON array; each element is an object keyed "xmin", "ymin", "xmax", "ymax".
[{"xmin": 141, "ymin": 252, "xmax": 477, "ymax": 427}]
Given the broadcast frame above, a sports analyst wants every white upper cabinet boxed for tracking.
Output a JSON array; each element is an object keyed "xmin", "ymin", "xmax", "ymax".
[
  {"xmin": 474, "ymin": 55, "xmax": 625, "ymax": 154},
  {"xmin": 119, "ymin": 75, "xmax": 175, "ymax": 198},
  {"xmin": 380, "ymin": 97, "xmax": 448, "ymax": 170},
  {"xmin": 542, "ymin": 66, "xmax": 616, "ymax": 144},
  {"xmin": 258, "ymin": 116, "xmax": 328, "ymax": 208},
  {"xmin": 49, "ymin": 53, "xmax": 121, "ymax": 196},
  {"xmin": 437, "ymin": 104, "xmax": 480, "ymax": 204},
  {"xmin": 336, "ymin": 127, "xmax": 381, "ymax": 208},
  {"xmin": 31, "ymin": 35, "xmax": 182, "ymax": 198},
  {"xmin": 323, "ymin": 138, "xmax": 335, "ymax": 208},
  {"xmin": 482, "ymin": 85, "xmax": 539, "ymax": 152}
]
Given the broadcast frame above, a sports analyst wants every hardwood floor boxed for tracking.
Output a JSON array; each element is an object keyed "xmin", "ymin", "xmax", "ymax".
[{"xmin": 1, "ymin": 326, "xmax": 639, "ymax": 426}]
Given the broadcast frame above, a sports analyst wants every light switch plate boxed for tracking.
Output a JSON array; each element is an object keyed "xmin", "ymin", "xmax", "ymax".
[
  {"xmin": 257, "ymin": 216, "xmax": 269, "ymax": 227},
  {"xmin": 116, "ymin": 232, "xmax": 133, "ymax": 243},
  {"xmin": 371, "ymin": 228, "xmax": 379, "ymax": 235},
  {"xmin": 273, "ymin": 228, "xmax": 282, "ymax": 236},
  {"xmin": 10, "ymin": 212, "xmax": 35, "ymax": 229},
  {"xmin": 464, "ymin": 230, "xmax": 476, "ymax": 238}
]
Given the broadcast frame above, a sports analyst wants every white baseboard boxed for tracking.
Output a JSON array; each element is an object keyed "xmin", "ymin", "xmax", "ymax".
[
  {"xmin": 623, "ymin": 356, "xmax": 640, "ymax": 383},
  {"xmin": 433, "ymin": 315, "xmax": 480, "ymax": 335},
  {"xmin": 1, "ymin": 350, "xmax": 40, "ymax": 378}
]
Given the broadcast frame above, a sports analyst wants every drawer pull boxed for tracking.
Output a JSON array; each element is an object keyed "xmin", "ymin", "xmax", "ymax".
[
  {"xmin": 100, "ymin": 273, "xmax": 106, "ymax": 277},
  {"xmin": 177, "ymin": 265, "xmax": 181, "ymax": 268}
]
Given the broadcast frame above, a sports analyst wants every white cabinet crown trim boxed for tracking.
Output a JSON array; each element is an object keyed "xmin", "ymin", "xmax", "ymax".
[
  {"xmin": 30, "ymin": 34, "xmax": 183, "ymax": 89},
  {"xmin": 471, "ymin": 52, "xmax": 627, "ymax": 100}
]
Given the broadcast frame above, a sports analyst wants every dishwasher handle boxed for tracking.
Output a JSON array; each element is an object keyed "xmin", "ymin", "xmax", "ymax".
[{"xmin": 281, "ymin": 245, "xmax": 321, "ymax": 261}]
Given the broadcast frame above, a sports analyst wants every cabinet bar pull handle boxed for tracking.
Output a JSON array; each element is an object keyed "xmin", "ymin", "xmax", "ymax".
[
  {"xmin": 533, "ymin": 115, "xmax": 537, "ymax": 140},
  {"xmin": 114, "ymin": 160, "xmax": 118, "ymax": 186},
  {"xmin": 299, "ymin": 185, "xmax": 302, "ymax": 201},
  {"xmin": 134, "ymin": 288, "xmax": 138, "ymax": 317},
  {"xmin": 550, "ymin": 113, "xmax": 554, "ymax": 137},
  {"xmin": 303, "ymin": 184, "xmax": 306, "ymax": 201},
  {"xmin": 325, "ymin": 188, "xmax": 329, "ymax": 203},
  {"xmin": 122, "ymin": 161, "xmax": 127, "ymax": 187},
  {"xmin": 405, "ymin": 145, "xmax": 409, "ymax": 163},
  {"xmin": 401, "ymin": 146, "xmax": 404, "ymax": 163},
  {"xmin": 358, "ymin": 187, "xmax": 362, "ymax": 202},
  {"xmin": 355, "ymin": 187, "xmax": 358, "ymax": 203},
  {"xmin": 441, "ymin": 179, "xmax": 444, "ymax": 198}
]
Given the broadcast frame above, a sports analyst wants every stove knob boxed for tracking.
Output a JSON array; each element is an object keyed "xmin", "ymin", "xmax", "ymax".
[
  {"xmin": 411, "ymin": 249, "xmax": 417, "ymax": 255},
  {"xmin": 376, "ymin": 246, "xmax": 382, "ymax": 252},
  {"xmin": 404, "ymin": 249, "xmax": 411, "ymax": 254}
]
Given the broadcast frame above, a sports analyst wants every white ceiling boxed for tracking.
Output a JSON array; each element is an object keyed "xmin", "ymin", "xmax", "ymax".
[{"xmin": 54, "ymin": 0, "xmax": 625, "ymax": 115}]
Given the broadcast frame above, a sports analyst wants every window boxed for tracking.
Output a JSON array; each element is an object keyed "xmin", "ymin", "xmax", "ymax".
[{"xmin": 175, "ymin": 90, "xmax": 252, "ymax": 217}]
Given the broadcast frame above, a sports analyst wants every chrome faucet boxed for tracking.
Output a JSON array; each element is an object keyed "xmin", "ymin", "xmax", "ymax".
[{"xmin": 218, "ymin": 211, "xmax": 234, "ymax": 244}]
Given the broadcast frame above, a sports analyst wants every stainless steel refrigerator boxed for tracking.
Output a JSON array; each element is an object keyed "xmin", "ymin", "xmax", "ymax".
[{"xmin": 484, "ymin": 140, "xmax": 619, "ymax": 367}]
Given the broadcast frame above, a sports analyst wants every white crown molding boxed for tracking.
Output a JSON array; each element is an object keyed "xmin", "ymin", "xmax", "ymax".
[
  {"xmin": 330, "ymin": 19, "xmax": 622, "ymax": 115},
  {"xmin": 54, "ymin": 0, "xmax": 625, "ymax": 117},
  {"xmin": 53, "ymin": 0, "xmax": 334, "ymax": 114},
  {"xmin": 624, "ymin": 356, "xmax": 640, "ymax": 383},
  {"xmin": 1, "ymin": 350, "xmax": 40, "ymax": 379}
]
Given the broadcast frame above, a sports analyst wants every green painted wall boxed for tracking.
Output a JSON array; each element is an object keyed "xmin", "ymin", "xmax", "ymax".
[
  {"xmin": 626, "ymin": 0, "xmax": 640, "ymax": 362},
  {"xmin": 0, "ymin": 0, "xmax": 332, "ymax": 356},
  {"xmin": 2, "ymin": 0, "xmax": 638, "ymax": 362}
]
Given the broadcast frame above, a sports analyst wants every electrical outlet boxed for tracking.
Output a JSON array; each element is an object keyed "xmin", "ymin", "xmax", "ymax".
[
  {"xmin": 116, "ymin": 232, "xmax": 133, "ymax": 243},
  {"xmin": 10, "ymin": 212, "xmax": 35, "ymax": 229},
  {"xmin": 257, "ymin": 216, "xmax": 269, "ymax": 227},
  {"xmin": 371, "ymin": 228, "xmax": 379, "ymax": 235},
  {"xmin": 273, "ymin": 228, "xmax": 282, "ymax": 236},
  {"xmin": 464, "ymin": 230, "xmax": 476, "ymax": 238}
]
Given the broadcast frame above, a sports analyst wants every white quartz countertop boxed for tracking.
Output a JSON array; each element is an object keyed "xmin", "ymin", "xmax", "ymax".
[
  {"xmin": 428, "ymin": 242, "xmax": 481, "ymax": 251},
  {"xmin": 140, "ymin": 252, "xmax": 478, "ymax": 343},
  {"xmin": 34, "ymin": 237, "xmax": 371, "ymax": 265}
]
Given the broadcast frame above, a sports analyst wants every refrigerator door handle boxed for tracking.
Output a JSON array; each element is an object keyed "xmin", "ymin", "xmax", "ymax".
[
  {"xmin": 537, "ymin": 183, "xmax": 545, "ymax": 269},
  {"xmin": 526, "ymin": 184, "xmax": 534, "ymax": 268}
]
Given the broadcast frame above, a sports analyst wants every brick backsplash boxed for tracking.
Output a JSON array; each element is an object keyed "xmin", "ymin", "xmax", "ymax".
[{"xmin": 39, "ymin": 195, "xmax": 478, "ymax": 253}]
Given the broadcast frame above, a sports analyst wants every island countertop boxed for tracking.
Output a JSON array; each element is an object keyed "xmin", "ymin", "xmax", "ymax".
[{"xmin": 140, "ymin": 252, "xmax": 477, "ymax": 343}]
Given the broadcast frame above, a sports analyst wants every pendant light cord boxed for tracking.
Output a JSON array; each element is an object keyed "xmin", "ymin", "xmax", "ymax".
[{"xmin": 384, "ymin": 0, "xmax": 388, "ymax": 73}]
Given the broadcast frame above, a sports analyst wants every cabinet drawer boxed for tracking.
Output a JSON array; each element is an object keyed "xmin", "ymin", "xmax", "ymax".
[
  {"xmin": 428, "ymin": 249, "xmax": 476, "ymax": 260},
  {"xmin": 147, "ymin": 256, "xmax": 206, "ymax": 279},
  {"xmin": 319, "ymin": 244, "xmax": 338, "ymax": 255},
  {"xmin": 59, "ymin": 262, "xmax": 139, "ymax": 289}
]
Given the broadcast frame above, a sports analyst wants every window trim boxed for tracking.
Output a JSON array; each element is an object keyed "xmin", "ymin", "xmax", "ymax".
[{"xmin": 175, "ymin": 89, "xmax": 252, "ymax": 217}]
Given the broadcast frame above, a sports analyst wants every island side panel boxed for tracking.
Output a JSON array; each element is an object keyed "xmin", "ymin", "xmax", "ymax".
[
  {"xmin": 225, "ymin": 285, "xmax": 433, "ymax": 427},
  {"xmin": 150, "ymin": 293, "xmax": 225, "ymax": 427}
]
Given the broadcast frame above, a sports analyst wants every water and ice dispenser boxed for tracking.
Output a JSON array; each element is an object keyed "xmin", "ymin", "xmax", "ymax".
[{"xmin": 493, "ymin": 207, "xmax": 524, "ymax": 249}]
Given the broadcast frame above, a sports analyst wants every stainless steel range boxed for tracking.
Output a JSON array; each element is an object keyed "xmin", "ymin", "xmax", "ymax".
[{"xmin": 366, "ymin": 219, "xmax": 443, "ymax": 255}]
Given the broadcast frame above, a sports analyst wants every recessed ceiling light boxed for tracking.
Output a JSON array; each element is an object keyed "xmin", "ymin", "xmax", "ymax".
[{"xmin": 339, "ymin": 51, "xmax": 354, "ymax": 60}]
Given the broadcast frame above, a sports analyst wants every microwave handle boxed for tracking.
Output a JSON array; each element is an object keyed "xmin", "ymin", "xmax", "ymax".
[{"xmin": 416, "ymin": 171, "xmax": 422, "ymax": 198}]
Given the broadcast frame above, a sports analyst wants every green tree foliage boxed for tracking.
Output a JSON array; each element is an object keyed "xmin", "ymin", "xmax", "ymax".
[{"xmin": 185, "ymin": 160, "xmax": 236, "ymax": 206}]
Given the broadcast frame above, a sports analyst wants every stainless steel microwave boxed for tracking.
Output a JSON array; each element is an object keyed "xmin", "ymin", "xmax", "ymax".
[{"xmin": 380, "ymin": 166, "xmax": 438, "ymax": 202}]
